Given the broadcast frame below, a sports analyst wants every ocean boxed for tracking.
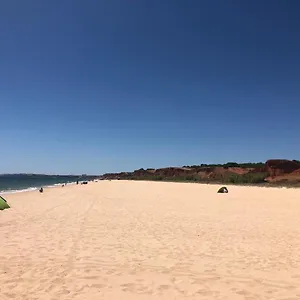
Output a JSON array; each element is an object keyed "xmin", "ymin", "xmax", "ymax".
[{"xmin": 0, "ymin": 174, "xmax": 99, "ymax": 194}]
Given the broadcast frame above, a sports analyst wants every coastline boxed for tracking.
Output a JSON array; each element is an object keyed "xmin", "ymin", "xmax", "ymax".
[
  {"xmin": 0, "ymin": 181, "xmax": 77, "ymax": 195},
  {"xmin": 0, "ymin": 174, "xmax": 98, "ymax": 195},
  {"xmin": 1, "ymin": 178, "xmax": 296, "ymax": 197},
  {"xmin": 0, "ymin": 179, "xmax": 293, "ymax": 197}
]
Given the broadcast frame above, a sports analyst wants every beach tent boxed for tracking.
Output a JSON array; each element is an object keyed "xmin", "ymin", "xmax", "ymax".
[
  {"xmin": 0, "ymin": 196, "xmax": 10, "ymax": 210},
  {"xmin": 217, "ymin": 186, "xmax": 228, "ymax": 193}
]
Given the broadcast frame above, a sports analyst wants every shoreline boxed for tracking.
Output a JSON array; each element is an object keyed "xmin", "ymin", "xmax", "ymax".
[
  {"xmin": 0, "ymin": 181, "xmax": 77, "ymax": 195},
  {"xmin": 1, "ymin": 179, "xmax": 296, "ymax": 196}
]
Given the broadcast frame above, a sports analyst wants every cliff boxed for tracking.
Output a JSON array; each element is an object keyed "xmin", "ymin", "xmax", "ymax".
[
  {"xmin": 264, "ymin": 159, "xmax": 300, "ymax": 183},
  {"xmin": 101, "ymin": 160, "xmax": 300, "ymax": 185},
  {"xmin": 265, "ymin": 159, "xmax": 300, "ymax": 177}
]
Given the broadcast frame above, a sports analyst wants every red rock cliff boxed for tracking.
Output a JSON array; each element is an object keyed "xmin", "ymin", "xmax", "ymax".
[{"xmin": 266, "ymin": 159, "xmax": 300, "ymax": 177}]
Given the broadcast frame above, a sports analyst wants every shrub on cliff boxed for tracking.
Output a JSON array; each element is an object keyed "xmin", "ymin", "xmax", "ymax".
[{"xmin": 227, "ymin": 172, "xmax": 267, "ymax": 184}]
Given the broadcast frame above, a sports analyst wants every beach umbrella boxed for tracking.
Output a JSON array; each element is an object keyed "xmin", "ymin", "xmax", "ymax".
[{"xmin": 0, "ymin": 196, "xmax": 10, "ymax": 210}]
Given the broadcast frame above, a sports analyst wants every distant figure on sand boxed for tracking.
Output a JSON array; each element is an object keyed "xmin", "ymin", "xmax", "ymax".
[
  {"xmin": 76, "ymin": 181, "xmax": 79, "ymax": 185},
  {"xmin": 39, "ymin": 187, "xmax": 43, "ymax": 193}
]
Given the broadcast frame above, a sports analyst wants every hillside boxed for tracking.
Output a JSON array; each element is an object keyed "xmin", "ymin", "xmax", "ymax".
[{"xmin": 102, "ymin": 160, "xmax": 300, "ymax": 185}]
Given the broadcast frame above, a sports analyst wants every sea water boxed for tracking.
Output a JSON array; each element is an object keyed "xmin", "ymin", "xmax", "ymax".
[{"xmin": 0, "ymin": 174, "xmax": 98, "ymax": 194}]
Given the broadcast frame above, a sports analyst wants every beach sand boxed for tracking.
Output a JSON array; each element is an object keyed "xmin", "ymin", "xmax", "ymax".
[{"xmin": 1, "ymin": 181, "xmax": 300, "ymax": 300}]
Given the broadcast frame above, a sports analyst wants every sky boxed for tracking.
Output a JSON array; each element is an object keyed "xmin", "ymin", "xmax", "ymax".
[{"xmin": 1, "ymin": 0, "xmax": 300, "ymax": 174}]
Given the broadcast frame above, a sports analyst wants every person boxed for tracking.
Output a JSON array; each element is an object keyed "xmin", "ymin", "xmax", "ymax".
[{"xmin": 39, "ymin": 187, "xmax": 43, "ymax": 193}]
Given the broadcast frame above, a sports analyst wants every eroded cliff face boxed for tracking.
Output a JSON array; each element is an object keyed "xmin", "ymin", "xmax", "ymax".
[
  {"xmin": 265, "ymin": 160, "xmax": 300, "ymax": 177},
  {"xmin": 263, "ymin": 160, "xmax": 300, "ymax": 183},
  {"xmin": 101, "ymin": 160, "xmax": 300, "ymax": 184},
  {"xmin": 152, "ymin": 167, "xmax": 192, "ymax": 177},
  {"xmin": 102, "ymin": 166, "xmax": 260, "ymax": 181}
]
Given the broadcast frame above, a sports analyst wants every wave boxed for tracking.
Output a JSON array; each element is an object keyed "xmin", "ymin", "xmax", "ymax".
[
  {"xmin": 1, "ymin": 187, "xmax": 39, "ymax": 195},
  {"xmin": 0, "ymin": 174, "xmax": 98, "ymax": 195},
  {"xmin": 0, "ymin": 182, "xmax": 78, "ymax": 195}
]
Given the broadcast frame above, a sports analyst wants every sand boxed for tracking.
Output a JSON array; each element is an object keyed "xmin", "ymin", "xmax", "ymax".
[{"xmin": 1, "ymin": 181, "xmax": 300, "ymax": 300}]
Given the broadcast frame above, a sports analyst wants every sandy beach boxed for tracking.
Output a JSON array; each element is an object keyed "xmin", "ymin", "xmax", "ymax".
[{"xmin": 1, "ymin": 181, "xmax": 300, "ymax": 299}]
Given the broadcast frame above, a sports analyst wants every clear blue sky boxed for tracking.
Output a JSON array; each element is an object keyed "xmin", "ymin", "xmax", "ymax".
[{"xmin": 1, "ymin": 0, "xmax": 300, "ymax": 174}]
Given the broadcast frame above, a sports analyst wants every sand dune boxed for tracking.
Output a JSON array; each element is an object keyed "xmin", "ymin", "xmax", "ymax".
[{"xmin": 1, "ymin": 181, "xmax": 300, "ymax": 299}]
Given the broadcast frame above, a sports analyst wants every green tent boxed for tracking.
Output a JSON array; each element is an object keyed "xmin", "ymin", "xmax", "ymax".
[{"xmin": 0, "ymin": 196, "xmax": 10, "ymax": 210}]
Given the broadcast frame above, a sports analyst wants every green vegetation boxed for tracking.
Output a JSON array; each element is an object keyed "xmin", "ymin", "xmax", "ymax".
[
  {"xmin": 126, "ymin": 172, "xmax": 268, "ymax": 185},
  {"xmin": 183, "ymin": 162, "xmax": 265, "ymax": 169},
  {"xmin": 129, "ymin": 175, "xmax": 164, "ymax": 181},
  {"xmin": 225, "ymin": 172, "xmax": 268, "ymax": 184},
  {"xmin": 103, "ymin": 160, "xmax": 300, "ymax": 187}
]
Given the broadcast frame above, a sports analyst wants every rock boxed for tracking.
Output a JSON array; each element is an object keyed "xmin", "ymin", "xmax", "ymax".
[{"xmin": 266, "ymin": 159, "xmax": 300, "ymax": 177}]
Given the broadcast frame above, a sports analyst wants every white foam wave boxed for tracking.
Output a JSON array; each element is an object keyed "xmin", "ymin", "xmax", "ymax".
[
  {"xmin": 0, "ymin": 181, "xmax": 78, "ymax": 195},
  {"xmin": 0, "ymin": 187, "xmax": 38, "ymax": 195}
]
